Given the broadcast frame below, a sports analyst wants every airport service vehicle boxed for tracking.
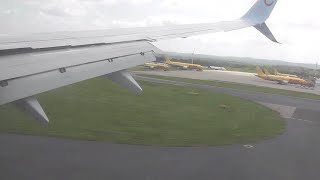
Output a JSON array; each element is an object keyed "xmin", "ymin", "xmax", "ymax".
[
  {"xmin": 0, "ymin": 0, "xmax": 279, "ymax": 123},
  {"xmin": 208, "ymin": 66, "xmax": 226, "ymax": 71}
]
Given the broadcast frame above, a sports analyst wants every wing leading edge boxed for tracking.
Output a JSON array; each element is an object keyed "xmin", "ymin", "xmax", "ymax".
[
  {"xmin": 0, "ymin": 0, "xmax": 278, "ymax": 51},
  {"xmin": 0, "ymin": 0, "xmax": 279, "ymax": 123}
]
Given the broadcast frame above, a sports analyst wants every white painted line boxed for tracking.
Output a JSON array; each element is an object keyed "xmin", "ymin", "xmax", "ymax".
[
  {"xmin": 258, "ymin": 102, "xmax": 296, "ymax": 119},
  {"xmin": 290, "ymin": 118, "xmax": 314, "ymax": 123}
]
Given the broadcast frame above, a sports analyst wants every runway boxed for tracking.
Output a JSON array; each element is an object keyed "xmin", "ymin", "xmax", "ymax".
[
  {"xmin": 134, "ymin": 70, "xmax": 320, "ymax": 95},
  {"xmin": 1, "ymin": 76, "xmax": 320, "ymax": 180}
]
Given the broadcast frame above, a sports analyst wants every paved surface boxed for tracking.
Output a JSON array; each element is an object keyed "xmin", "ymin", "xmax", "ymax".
[
  {"xmin": 136, "ymin": 76, "xmax": 320, "ymax": 112},
  {"xmin": 1, "ymin": 76, "xmax": 320, "ymax": 180},
  {"xmin": 134, "ymin": 70, "xmax": 320, "ymax": 95}
]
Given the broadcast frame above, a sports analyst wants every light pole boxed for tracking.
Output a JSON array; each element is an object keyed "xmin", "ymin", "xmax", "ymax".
[
  {"xmin": 191, "ymin": 48, "xmax": 195, "ymax": 64},
  {"xmin": 316, "ymin": 61, "xmax": 318, "ymax": 78}
]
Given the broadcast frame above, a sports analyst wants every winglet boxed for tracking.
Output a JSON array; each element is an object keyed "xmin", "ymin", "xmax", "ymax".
[
  {"xmin": 242, "ymin": 0, "xmax": 278, "ymax": 23},
  {"xmin": 263, "ymin": 68, "xmax": 271, "ymax": 75},
  {"xmin": 241, "ymin": 0, "xmax": 279, "ymax": 43},
  {"xmin": 164, "ymin": 56, "xmax": 171, "ymax": 63},
  {"xmin": 254, "ymin": 23, "xmax": 279, "ymax": 43},
  {"xmin": 256, "ymin": 66, "xmax": 266, "ymax": 77}
]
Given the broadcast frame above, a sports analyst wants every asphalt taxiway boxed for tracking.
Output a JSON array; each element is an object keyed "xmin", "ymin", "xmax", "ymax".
[
  {"xmin": 134, "ymin": 70, "xmax": 320, "ymax": 95},
  {"xmin": 1, "ymin": 76, "xmax": 320, "ymax": 180}
]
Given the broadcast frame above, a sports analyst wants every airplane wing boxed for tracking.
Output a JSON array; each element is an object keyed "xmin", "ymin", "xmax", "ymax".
[{"xmin": 0, "ymin": 0, "xmax": 279, "ymax": 123}]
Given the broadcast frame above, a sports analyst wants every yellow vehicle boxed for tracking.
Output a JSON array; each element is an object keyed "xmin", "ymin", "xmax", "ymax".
[
  {"xmin": 273, "ymin": 68, "xmax": 298, "ymax": 78},
  {"xmin": 256, "ymin": 66, "xmax": 315, "ymax": 87},
  {"xmin": 164, "ymin": 57, "xmax": 203, "ymax": 71},
  {"xmin": 144, "ymin": 62, "xmax": 169, "ymax": 71}
]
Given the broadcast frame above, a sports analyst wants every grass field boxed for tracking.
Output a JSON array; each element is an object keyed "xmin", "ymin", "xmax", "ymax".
[
  {"xmin": 140, "ymin": 74, "xmax": 320, "ymax": 100},
  {"xmin": 0, "ymin": 78, "xmax": 284, "ymax": 146}
]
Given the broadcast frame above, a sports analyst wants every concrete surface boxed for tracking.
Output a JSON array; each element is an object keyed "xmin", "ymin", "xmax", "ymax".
[
  {"xmin": 1, "ymin": 76, "xmax": 320, "ymax": 180},
  {"xmin": 134, "ymin": 70, "xmax": 320, "ymax": 95}
]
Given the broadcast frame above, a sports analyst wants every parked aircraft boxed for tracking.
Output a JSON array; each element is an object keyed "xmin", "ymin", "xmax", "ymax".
[
  {"xmin": 262, "ymin": 68, "xmax": 271, "ymax": 75},
  {"xmin": 144, "ymin": 62, "xmax": 169, "ymax": 71},
  {"xmin": 0, "ymin": 0, "xmax": 280, "ymax": 123},
  {"xmin": 164, "ymin": 57, "xmax": 203, "ymax": 71},
  {"xmin": 273, "ymin": 69, "xmax": 298, "ymax": 78},
  {"xmin": 256, "ymin": 66, "xmax": 315, "ymax": 87}
]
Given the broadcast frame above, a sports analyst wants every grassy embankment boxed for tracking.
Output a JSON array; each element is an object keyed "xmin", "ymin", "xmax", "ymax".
[{"xmin": 0, "ymin": 77, "xmax": 284, "ymax": 146}]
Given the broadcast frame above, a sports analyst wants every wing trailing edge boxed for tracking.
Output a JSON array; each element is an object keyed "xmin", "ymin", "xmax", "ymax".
[
  {"xmin": 0, "ymin": 0, "xmax": 281, "ymax": 123},
  {"xmin": 0, "ymin": 42, "xmax": 159, "ymax": 106}
]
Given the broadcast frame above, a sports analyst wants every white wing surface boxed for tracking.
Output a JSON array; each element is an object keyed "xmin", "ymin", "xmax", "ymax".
[{"xmin": 0, "ymin": 0, "xmax": 279, "ymax": 123}]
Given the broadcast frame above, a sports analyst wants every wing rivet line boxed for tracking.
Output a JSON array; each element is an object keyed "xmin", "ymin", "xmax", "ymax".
[
  {"xmin": 59, "ymin": 68, "xmax": 66, "ymax": 73},
  {"xmin": 0, "ymin": 80, "xmax": 8, "ymax": 87}
]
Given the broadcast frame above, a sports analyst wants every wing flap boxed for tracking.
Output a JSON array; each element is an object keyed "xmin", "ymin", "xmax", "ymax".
[
  {"xmin": 0, "ymin": 43, "xmax": 158, "ymax": 105},
  {"xmin": 0, "ymin": 0, "xmax": 281, "ymax": 122},
  {"xmin": 0, "ymin": 41, "xmax": 158, "ymax": 81}
]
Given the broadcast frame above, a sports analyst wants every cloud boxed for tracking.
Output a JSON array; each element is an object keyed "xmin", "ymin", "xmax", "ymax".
[
  {"xmin": 0, "ymin": 0, "xmax": 319, "ymax": 63},
  {"xmin": 39, "ymin": 1, "xmax": 89, "ymax": 17},
  {"xmin": 2, "ymin": 9, "xmax": 17, "ymax": 14},
  {"xmin": 130, "ymin": 0, "xmax": 153, "ymax": 4},
  {"xmin": 40, "ymin": 7, "xmax": 70, "ymax": 17},
  {"xmin": 111, "ymin": 16, "xmax": 180, "ymax": 28}
]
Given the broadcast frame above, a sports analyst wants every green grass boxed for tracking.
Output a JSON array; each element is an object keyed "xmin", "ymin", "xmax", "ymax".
[
  {"xmin": 129, "ymin": 66, "xmax": 150, "ymax": 71},
  {"xmin": 140, "ymin": 75, "xmax": 320, "ymax": 100},
  {"xmin": 0, "ymin": 77, "xmax": 284, "ymax": 146},
  {"xmin": 129, "ymin": 66, "xmax": 175, "ymax": 71}
]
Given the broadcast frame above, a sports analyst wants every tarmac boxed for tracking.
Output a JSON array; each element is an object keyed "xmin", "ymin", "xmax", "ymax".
[
  {"xmin": 134, "ymin": 70, "xmax": 320, "ymax": 95},
  {"xmin": 1, "ymin": 75, "xmax": 320, "ymax": 180}
]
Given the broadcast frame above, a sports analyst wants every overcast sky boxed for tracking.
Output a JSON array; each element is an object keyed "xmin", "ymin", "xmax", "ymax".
[{"xmin": 0, "ymin": 0, "xmax": 319, "ymax": 64}]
